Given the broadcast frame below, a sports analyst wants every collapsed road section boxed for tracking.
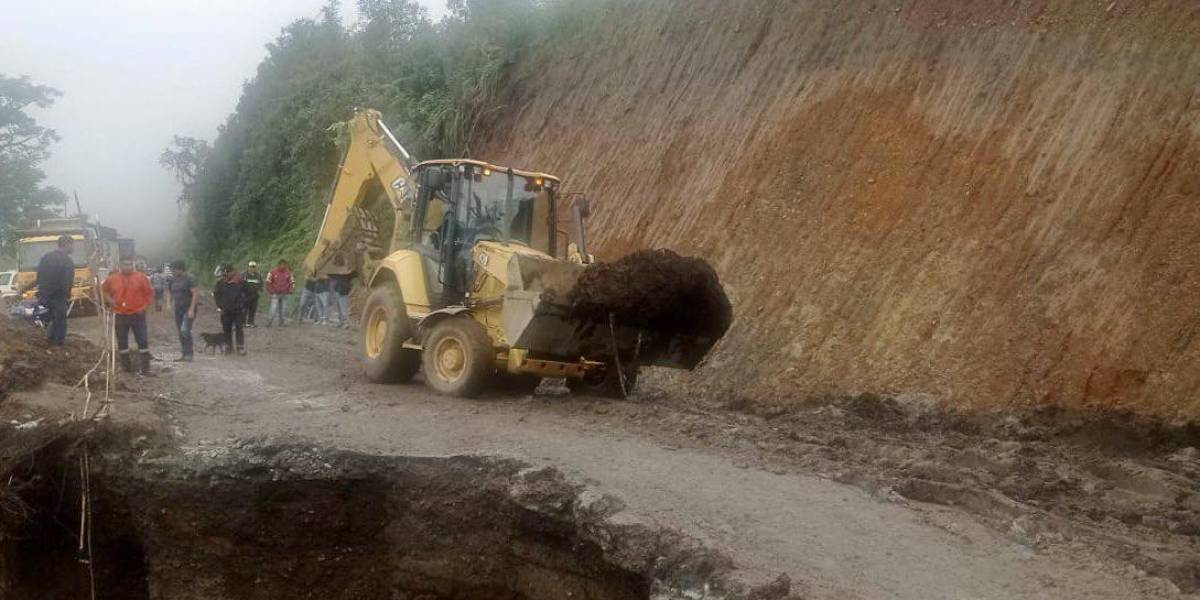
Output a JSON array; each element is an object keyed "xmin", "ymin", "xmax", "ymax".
[{"xmin": 0, "ymin": 423, "xmax": 795, "ymax": 600}]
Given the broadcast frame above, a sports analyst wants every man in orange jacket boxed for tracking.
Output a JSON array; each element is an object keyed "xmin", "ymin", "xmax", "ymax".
[{"xmin": 102, "ymin": 257, "xmax": 155, "ymax": 375}]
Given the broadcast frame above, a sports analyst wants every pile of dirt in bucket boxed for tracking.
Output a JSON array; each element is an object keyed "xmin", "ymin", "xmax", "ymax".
[
  {"xmin": 0, "ymin": 317, "xmax": 99, "ymax": 402},
  {"xmin": 567, "ymin": 249, "xmax": 732, "ymax": 340}
]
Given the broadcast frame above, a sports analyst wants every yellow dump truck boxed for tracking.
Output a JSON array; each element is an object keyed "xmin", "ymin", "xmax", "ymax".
[{"xmin": 14, "ymin": 217, "xmax": 131, "ymax": 315}]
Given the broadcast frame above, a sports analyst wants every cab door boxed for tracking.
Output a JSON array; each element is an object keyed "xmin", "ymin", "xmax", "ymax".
[{"xmin": 411, "ymin": 165, "xmax": 457, "ymax": 307}]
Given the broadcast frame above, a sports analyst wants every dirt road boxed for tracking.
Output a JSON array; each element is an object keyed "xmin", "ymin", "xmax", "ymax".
[{"xmin": 16, "ymin": 304, "xmax": 1158, "ymax": 599}]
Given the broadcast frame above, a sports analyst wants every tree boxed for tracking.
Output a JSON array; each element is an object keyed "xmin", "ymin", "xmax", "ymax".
[
  {"xmin": 0, "ymin": 75, "xmax": 64, "ymax": 253},
  {"xmin": 175, "ymin": 0, "xmax": 581, "ymax": 264},
  {"xmin": 159, "ymin": 135, "xmax": 211, "ymax": 208},
  {"xmin": 356, "ymin": 0, "xmax": 428, "ymax": 56}
]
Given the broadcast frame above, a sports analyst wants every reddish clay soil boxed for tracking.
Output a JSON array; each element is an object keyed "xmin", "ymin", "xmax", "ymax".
[{"xmin": 476, "ymin": 0, "xmax": 1200, "ymax": 420}]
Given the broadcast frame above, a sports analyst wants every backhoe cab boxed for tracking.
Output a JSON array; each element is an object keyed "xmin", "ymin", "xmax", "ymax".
[{"xmin": 307, "ymin": 109, "xmax": 705, "ymax": 398}]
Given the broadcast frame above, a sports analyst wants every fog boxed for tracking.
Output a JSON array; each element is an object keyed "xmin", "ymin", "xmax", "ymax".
[{"xmin": 1, "ymin": 0, "xmax": 446, "ymax": 263}]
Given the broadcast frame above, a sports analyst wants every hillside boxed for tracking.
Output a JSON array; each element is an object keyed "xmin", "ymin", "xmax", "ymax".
[{"xmin": 475, "ymin": 0, "xmax": 1200, "ymax": 419}]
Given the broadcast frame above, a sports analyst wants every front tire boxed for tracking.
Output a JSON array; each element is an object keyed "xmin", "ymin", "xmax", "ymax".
[
  {"xmin": 421, "ymin": 317, "xmax": 495, "ymax": 397},
  {"xmin": 361, "ymin": 283, "xmax": 420, "ymax": 383}
]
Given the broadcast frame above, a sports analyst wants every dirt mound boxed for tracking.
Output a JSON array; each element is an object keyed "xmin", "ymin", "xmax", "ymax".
[
  {"xmin": 567, "ymin": 249, "xmax": 732, "ymax": 339},
  {"xmin": 0, "ymin": 317, "xmax": 99, "ymax": 402},
  {"xmin": 477, "ymin": 0, "xmax": 1200, "ymax": 419}
]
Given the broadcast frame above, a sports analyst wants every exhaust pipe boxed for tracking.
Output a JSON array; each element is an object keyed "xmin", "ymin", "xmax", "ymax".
[{"xmin": 571, "ymin": 196, "xmax": 592, "ymax": 264}]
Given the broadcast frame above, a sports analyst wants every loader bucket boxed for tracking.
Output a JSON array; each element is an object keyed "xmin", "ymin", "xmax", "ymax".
[{"xmin": 501, "ymin": 253, "xmax": 727, "ymax": 370}]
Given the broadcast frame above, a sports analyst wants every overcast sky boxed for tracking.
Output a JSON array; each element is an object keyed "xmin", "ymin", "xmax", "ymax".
[{"xmin": 1, "ymin": 0, "xmax": 447, "ymax": 257}]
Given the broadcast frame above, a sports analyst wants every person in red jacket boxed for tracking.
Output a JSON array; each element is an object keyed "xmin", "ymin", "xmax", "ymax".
[
  {"xmin": 264, "ymin": 259, "xmax": 295, "ymax": 327},
  {"xmin": 101, "ymin": 257, "xmax": 155, "ymax": 375}
]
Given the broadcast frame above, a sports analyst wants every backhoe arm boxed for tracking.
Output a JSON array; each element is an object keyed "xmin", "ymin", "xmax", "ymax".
[{"xmin": 303, "ymin": 109, "xmax": 417, "ymax": 276}]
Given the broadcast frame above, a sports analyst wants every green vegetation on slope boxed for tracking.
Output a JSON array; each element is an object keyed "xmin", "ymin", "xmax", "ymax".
[{"xmin": 170, "ymin": 0, "xmax": 606, "ymax": 273}]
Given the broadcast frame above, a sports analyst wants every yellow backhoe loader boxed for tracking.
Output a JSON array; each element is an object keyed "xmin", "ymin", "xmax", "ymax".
[{"xmin": 305, "ymin": 109, "xmax": 723, "ymax": 397}]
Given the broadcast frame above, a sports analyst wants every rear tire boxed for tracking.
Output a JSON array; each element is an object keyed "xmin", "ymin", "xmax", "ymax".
[
  {"xmin": 567, "ymin": 365, "xmax": 639, "ymax": 399},
  {"xmin": 361, "ymin": 283, "xmax": 420, "ymax": 383},
  {"xmin": 421, "ymin": 317, "xmax": 495, "ymax": 397}
]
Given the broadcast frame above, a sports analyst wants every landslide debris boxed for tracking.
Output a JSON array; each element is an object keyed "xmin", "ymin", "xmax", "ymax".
[
  {"xmin": 567, "ymin": 249, "xmax": 732, "ymax": 340},
  {"xmin": 610, "ymin": 388, "xmax": 1200, "ymax": 593},
  {"xmin": 0, "ymin": 317, "xmax": 99, "ymax": 402}
]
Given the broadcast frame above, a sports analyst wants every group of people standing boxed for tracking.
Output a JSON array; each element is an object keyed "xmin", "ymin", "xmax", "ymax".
[
  {"xmin": 205, "ymin": 260, "xmax": 280, "ymax": 356},
  {"xmin": 30, "ymin": 236, "xmax": 356, "ymax": 373},
  {"xmin": 31, "ymin": 235, "xmax": 163, "ymax": 375},
  {"xmin": 296, "ymin": 269, "xmax": 355, "ymax": 327}
]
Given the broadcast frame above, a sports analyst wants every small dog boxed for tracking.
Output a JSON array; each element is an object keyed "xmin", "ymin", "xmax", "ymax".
[{"xmin": 199, "ymin": 332, "xmax": 228, "ymax": 354}]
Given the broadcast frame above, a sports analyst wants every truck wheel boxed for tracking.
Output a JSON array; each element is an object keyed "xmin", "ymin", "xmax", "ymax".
[
  {"xmin": 567, "ymin": 365, "xmax": 640, "ymax": 399},
  {"xmin": 361, "ymin": 283, "xmax": 420, "ymax": 383},
  {"xmin": 422, "ymin": 317, "xmax": 494, "ymax": 397}
]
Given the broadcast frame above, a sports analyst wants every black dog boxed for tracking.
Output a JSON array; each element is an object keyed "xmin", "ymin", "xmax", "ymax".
[{"xmin": 199, "ymin": 332, "xmax": 228, "ymax": 354}]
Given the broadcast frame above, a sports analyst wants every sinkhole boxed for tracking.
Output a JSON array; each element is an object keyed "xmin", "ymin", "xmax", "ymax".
[{"xmin": 0, "ymin": 427, "xmax": 731, "ymax": 600}]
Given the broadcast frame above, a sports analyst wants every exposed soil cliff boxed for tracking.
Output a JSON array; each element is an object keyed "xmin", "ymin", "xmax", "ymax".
[{"xmin": 476, "ymin": 0, "xmax": 1200, "ymax": 419}]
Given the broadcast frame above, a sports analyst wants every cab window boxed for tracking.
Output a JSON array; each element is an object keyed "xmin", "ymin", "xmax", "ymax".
[{"xmin": 416, "ymin": 168, "xmax": 454, "ymax": 250}]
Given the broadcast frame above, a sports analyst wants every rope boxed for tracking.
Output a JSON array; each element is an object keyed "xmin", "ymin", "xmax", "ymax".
[
  {"xmin": 74, "ymin": 275, "xmax": 115, "ymax": 421},
  {"xmin": 607, "ymin": 313, "xmax": 628, "ymax": 399},
  {"xmin": 77, "ymin": 447, "xmax": 96, "ymax": 600}
]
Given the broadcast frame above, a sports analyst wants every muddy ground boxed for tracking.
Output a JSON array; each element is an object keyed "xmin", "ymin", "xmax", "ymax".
[
  {"xmin": 0, "ymin": 317, "xmax": 100, "ymax": 401},
  {"xmin": 0, "ymin": 306, "xmax": 1197, "ymax": 599}
]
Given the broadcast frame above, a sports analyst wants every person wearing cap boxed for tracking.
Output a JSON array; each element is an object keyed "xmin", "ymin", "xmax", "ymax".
[
  {"xmin": 31, "ymin": 235, "xmax": 77, "ymax": 346},
  {"xmin": 242, "ymin": 261, "xmax": 264, "ymax": 328},
  {"xmin": 101, "ymin": 257, "xmax": 155, "ymax": 375}
]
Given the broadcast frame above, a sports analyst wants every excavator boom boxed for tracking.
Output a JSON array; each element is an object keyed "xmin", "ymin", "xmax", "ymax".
[{"xmin": 303, "ymin": 109, "xmax": 416, "ymax": 277}]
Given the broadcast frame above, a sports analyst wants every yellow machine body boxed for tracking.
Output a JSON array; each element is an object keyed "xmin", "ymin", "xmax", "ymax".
[
  {"xmin": 15, "ymin": 233, "xmax": 101, "ymax": 310},
  {"xmin": 308, "ymin": 109, "xmax": 716, "ymax": 397}
]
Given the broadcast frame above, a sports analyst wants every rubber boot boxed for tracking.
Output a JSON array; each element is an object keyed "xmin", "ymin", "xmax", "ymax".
[
  {"xmin": 118, "ymin": 352, "xmax": 133, "ymax": 373},
  {"xmin": 137, "ymin": 352, "xmax": 155, "ymax": 377}
]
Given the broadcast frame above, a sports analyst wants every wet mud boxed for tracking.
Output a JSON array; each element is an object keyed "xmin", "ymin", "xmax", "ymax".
[
  {"xmin": 567, "ymin": 249, "xmax": 732, "ymax": 340},
  {"xmin": 0, "ymin": 318, "xmax": 99, "ymax": 402}
]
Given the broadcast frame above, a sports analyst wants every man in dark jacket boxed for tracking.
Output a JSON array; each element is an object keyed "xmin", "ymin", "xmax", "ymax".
[
  {"xmin": 212, "ymin": 264, "xmax": 250, "ymax": 355},
  {"xmin": 33, "ymin": 235, "xmax": 77, "ymax": 346},
  {"xmin": 241, "ymin": 261, "xmax": 264, "ymax": 328}
]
